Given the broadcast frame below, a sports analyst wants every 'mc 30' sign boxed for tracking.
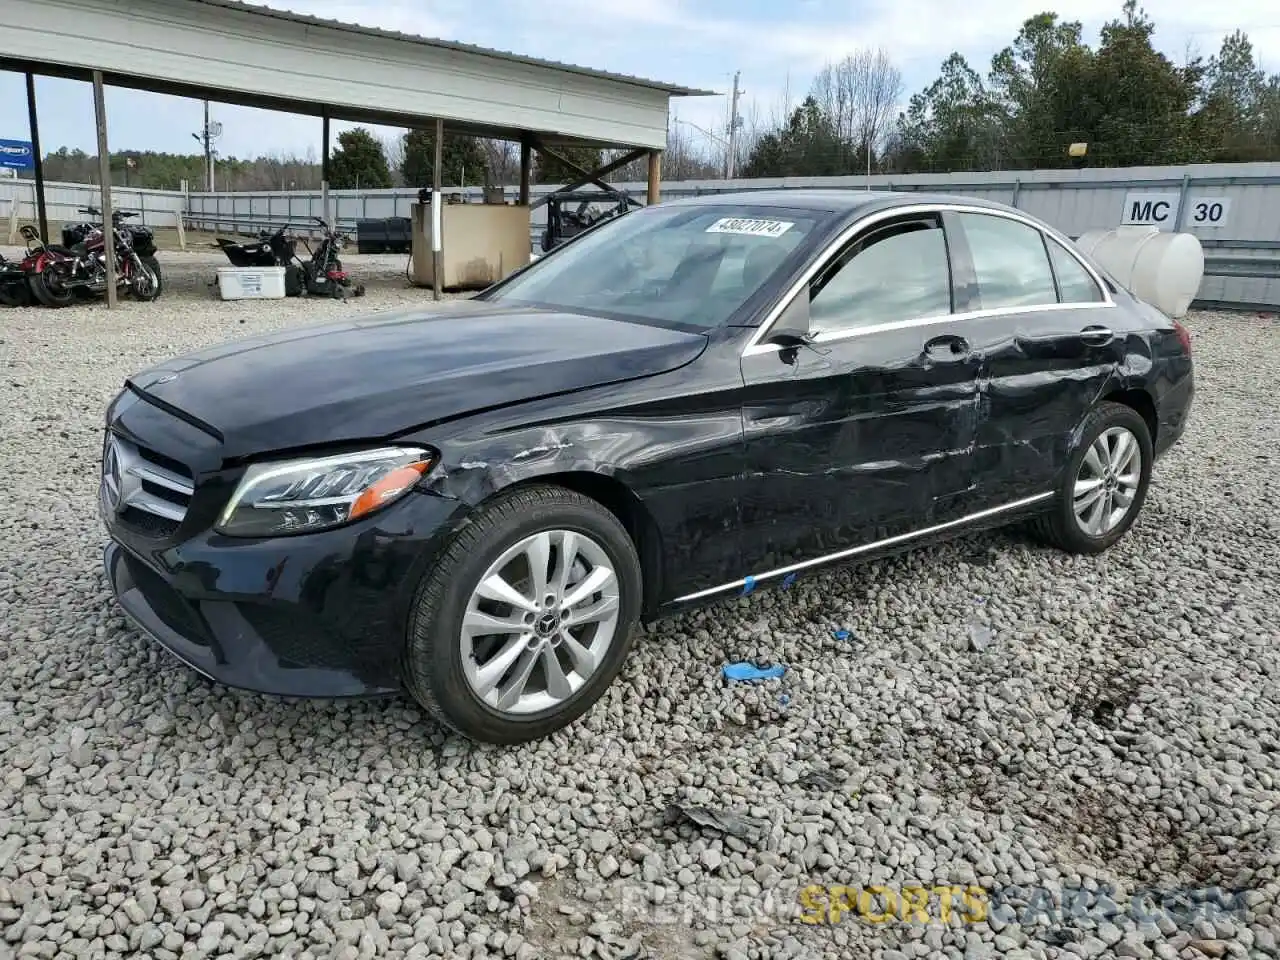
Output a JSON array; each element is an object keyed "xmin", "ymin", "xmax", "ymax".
[
  {"xmin": 1121, "ymin": 192, "xmax": 1180, "ymax": 228},
  {"xmin": 1121, "ymin": 191, "xmax": 1233, "ymax": 230}
]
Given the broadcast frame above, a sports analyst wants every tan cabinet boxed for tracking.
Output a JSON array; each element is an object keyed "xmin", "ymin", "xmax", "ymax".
[{"xmin": 410, "ymin": 201, "xmax": 531, "ymax": 291}]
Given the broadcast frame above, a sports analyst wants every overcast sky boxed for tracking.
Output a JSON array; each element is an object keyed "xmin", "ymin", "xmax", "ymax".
[{"xmin": 1, "ymin": 0, "xmax": 1277, "ymax": 163}]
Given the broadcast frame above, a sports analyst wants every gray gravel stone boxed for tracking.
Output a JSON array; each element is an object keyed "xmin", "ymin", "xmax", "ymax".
[{"xmin": 0, "ymin": 289, "xmax": 1277, "ymax": 959}]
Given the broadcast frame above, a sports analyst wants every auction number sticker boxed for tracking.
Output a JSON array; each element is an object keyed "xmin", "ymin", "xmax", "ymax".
[{"xmin": 705, "ymin": 217, "xmax": 794, "ymax": 238}]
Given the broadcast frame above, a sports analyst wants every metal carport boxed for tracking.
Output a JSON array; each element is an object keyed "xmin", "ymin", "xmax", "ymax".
[{"xmin": 0, "ymin": 0, "xmax": 711, "ymax": 304}]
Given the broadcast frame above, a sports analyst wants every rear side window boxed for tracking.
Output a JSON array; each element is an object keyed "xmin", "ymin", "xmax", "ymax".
[
  {"xmin": 958, "ymin": 212, "xmax": 1058, "ymax": 309},
  {"xmin": 1046, "ymin": 238, "xmax": 1105, "ymax": 303},
  {"xmin": 808, "ymin": 220, "xmax": 952, "ymax": 332}
]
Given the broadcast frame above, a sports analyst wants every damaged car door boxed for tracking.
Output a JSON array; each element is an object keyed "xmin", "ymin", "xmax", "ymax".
[
  {"xmin": 941, "ymin": 209, "xmax": 1123, "ymax": 509},
  {"xmin": 735, "ymin": 210, "xmax": 982, "ymax": 580}
]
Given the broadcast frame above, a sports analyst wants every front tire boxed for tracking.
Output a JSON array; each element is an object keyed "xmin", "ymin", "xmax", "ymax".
[
  {"xmin": 130, "ymin": 255, "xmax": 163, "ymax": 301},
  {"xmin": 404, "ymin": 485, "xmax": 642, "ymax": 744},
  {"xmin": 1030, "ymin": 401, "xmax": 1153, "ymax": 554}
]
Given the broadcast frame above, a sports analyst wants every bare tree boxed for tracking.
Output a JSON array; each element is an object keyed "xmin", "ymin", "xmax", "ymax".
[
  {"xmin": 480, "ymin": 139, "xmax": 520, "ymax": 185},
  {"xmin": 808, "ymin": 48, "xmax": 904, "ymax": 164},
  {"xmin": 379, "ymin": 132, "xmax": 406, "ymax": 186},
  {"xmin": 662, "ymin": 120, "xmax": 721, "ymax": 180}
]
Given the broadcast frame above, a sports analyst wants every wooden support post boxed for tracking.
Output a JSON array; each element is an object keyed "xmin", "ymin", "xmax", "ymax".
[
  {"xmin": 519, "ymin": 138, "xmax": 531, "ymax": 206},
  {"xmin": 92, "ymin": 70, "xmax": 116, "ymax": 309},
  {"xmin": 647, "ymin": 150, "xmax": 661, "ymax": 205},
  {"xmin": 174, "ymin": 210, "xmax": 186, "ymax": 251},
  {"xmin": 432, "ymin": 118, "xmax": 444, "ymax": 301}
]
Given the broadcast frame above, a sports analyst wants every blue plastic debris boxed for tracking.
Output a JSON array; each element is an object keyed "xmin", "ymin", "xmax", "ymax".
[
  {"xmin": 781, "ymin": 573, "xmax": 797, "ymax": 589},
  {"xmin": 722, "ymin": 661, "xmax": 787, "ymax": 683},
  {"xmin": 778, "ymin": 693, "xmax": 791, "ymax": 706},
  {"xmin": 741, "ymin": 576, "xmax": 757, "ymax": 596},
  {"xmin": 832, "ymin": 629, "xmax": 854, "ymax": 641}
]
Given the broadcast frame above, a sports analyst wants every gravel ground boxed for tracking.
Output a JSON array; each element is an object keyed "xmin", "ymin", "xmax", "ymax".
[{"xmin": 1, "ymin": 256, "xmax": 1278, "ymax": 960}]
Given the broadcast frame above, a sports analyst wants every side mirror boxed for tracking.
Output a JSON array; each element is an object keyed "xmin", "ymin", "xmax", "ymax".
[{"xmin": 766, "ymin": 293, "xmax": 813, "ymax": 347}]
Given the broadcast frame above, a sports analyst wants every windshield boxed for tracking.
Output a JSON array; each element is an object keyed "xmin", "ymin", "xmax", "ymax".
[{"xmin": 485, "ymin": 204, "xmax": 822, "ymax": 328}]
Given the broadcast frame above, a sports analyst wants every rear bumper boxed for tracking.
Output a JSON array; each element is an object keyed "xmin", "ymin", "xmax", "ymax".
[{"xmin": 1154, "ymin": 366, "xmax": 1194, "ymax": 459}]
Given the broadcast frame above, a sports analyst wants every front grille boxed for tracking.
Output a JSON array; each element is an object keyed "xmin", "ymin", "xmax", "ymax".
[
  {"xmin": 119, "ymin": 506, "xmax": 181, "ymax": 538},
  {"xmin": 102, "ymin": 433, "xmax": 195, "ymax": 534}
]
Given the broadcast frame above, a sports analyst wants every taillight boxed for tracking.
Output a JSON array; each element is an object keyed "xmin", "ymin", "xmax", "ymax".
[{"xmin": 1173, "ymin": 320, "xmax": 1192, "ymax": 356}]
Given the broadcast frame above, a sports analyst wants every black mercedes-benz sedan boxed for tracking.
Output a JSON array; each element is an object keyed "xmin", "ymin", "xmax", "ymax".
[{"xmin": 101, "ymin": 190, "xmax": 1194, "ymax": 743}]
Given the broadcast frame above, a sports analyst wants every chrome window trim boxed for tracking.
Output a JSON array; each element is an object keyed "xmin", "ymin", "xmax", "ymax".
[
  {"xmin": 1041, "ymin": 230, "xmax": 1107, "ymax": 304},
  {"xmin": 672, "ymin": 491, "xmax": 1054, "ymax": 604},
  {"xmin": 741, "ymin": 202, "xmax": 1115, "ymax": 358}
]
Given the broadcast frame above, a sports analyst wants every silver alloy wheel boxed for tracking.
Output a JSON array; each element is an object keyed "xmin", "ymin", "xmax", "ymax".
[
  {"xmin": 460, "ymin": 529, "xmax": 620, "ymax": 716},
  {"xmin": 1073, "ymin": 425, "xmax": 1142, "ymax": 536}
]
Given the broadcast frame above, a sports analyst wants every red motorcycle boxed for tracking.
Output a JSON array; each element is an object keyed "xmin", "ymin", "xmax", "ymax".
[
  {"xmin": 28, "ymin": 214, "xmax": 162, "ymax": 308},
  {"xmin": 0, "ymin": 225, "xmax": 56, "ymax": 307}
]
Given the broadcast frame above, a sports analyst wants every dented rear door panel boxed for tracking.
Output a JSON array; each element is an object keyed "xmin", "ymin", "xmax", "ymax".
[{"xmin": 962, "ymin": 303, "xmax": 1128, "ymax": 507}]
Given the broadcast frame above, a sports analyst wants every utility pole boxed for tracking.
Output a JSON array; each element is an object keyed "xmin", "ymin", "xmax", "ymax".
[
  {"xmin": 191, "ymin": 101, "xmax": 221, "ymax": 192},
  {"xmin": 202, "ymin": 101, "xmax": 211, "ymax": 191},
  {"xmin": 725, "ymin": 71, "xmax": 743, "ymax": 180}
]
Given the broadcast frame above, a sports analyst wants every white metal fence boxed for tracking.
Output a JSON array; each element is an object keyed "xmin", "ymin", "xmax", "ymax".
[
  {"xmin": 4, "ymin": 162, "xmax": 1279, "ymax": 308},
  {"xmin": 0, "ymin": 178, "xmax": 185, "ymax": 233}
]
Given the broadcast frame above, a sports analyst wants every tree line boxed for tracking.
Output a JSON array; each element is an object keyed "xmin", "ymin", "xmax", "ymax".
[
  {"xmin": 26, "ymin": 119, "xmax": 721, "ymax": 193},
  {"xmin": 739, "ymin": 1, "xmax": 1280, "ymax": 176}
]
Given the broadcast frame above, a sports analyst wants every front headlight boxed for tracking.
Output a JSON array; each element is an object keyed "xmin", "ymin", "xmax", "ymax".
[{"xmin": 216, "ymin": 446, "xmax": 434, "ymax": 537}]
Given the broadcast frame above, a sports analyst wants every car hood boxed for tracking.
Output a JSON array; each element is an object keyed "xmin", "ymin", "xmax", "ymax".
[{"xmin": 127, "ymin": 301, "xmax": 708, "ymax": 461}]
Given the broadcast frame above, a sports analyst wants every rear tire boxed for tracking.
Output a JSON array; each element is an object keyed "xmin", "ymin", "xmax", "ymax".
[
  {"xmin": 1029, "ymin": 401, "xmax": 1153, "ymax": 554},
  {"xmin": 31, "ymin": 269, "xmax": 76, "ymax": 308},
  {"xmin": 404, "ymin": 485, "xmax": 642, "ymax": 744}
]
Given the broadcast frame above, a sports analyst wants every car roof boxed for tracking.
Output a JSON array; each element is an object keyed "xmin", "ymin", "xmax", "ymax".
[{"xmin": 663, "ymin": 189, "xmax": 1016, "ymax": 216}]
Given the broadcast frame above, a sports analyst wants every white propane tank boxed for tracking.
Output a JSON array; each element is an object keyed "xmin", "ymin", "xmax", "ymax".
[{"xmin": 1073, "ymin": 226, "xmax": 1204, "ymax": 319}]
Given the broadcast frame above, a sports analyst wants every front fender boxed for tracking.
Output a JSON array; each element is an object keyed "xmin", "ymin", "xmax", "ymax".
[{"xmin": 410, "ymin": 387, "xmax": 748, "ymax": 604}]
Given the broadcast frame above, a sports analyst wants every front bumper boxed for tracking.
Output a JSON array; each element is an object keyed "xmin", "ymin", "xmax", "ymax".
[{"xmin": 102, "ymin": 491, "xmax": 470, "ymax": 697}]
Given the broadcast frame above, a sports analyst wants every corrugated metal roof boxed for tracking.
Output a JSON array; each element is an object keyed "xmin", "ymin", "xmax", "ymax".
[{"xmin": 193, "ymin": 0, "xmax": 715, "ymax": 97}]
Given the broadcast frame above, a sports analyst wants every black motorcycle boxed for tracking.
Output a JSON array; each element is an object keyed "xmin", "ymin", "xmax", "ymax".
[{"xmin": 214, "ymin": 225, "xmax": 297, "ymax": 268}]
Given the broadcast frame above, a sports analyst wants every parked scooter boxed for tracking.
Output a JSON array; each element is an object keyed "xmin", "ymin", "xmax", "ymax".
[{"xmin": 29, "ymin": 218, "xmax": 163, "ymax": 307}]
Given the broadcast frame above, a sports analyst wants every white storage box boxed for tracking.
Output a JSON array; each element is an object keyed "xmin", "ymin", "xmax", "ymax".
[{"xmin": 217, "ymin": 266, "xmax": 286, "ymax": 301}]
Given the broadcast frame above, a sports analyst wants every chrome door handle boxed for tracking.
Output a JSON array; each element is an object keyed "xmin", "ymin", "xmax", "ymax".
[
  {"xmin": 1080, "ymin": 325, "xmax": 1114, "ymax": 344},
  {"xmin": 923, "ymin": 334, "xmax": 970, "ymax": 361}
]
